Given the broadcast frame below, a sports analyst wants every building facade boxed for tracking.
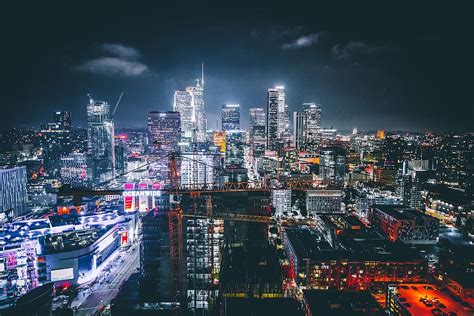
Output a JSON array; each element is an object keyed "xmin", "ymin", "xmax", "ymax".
[
  {"xmin": 87, "ymin": 99, "xmax": 115, "ymax": 184},
  {"xmin": 0, "ymin": 167, "xmax": 28, "ymax": 219},
  {"xmin": 222, "ymin": 104, "xmax": 240, "ymax": 131}
]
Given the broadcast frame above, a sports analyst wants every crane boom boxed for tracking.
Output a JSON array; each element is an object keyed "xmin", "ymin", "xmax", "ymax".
[{"xmin": 112, "ymin": 92, "xmax": 124, "ymax": 116}]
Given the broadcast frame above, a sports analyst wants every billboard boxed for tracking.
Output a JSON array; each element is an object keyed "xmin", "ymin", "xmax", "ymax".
[{"xmin": 51, "ymin": 268, "xmax": 74, "ymax": 282}]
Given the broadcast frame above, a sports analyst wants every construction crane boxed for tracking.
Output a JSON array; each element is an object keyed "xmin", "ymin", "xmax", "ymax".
[{"xmin": 112, "ymin": 92, "xmax": 124, "ymax": 116}]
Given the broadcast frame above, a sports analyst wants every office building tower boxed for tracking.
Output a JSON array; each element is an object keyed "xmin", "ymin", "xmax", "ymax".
[
  {"xmin": 249, "ymin": 108, "xmax": 266, "ymax": 157},
  {"xmin": 306, "ymin": 190, "xmax": 343, "ymax": 214},
  {"xmin": 173, "ymin": 78, "xmax": 206, "ymax": 143},
  {"xmin": 221, "ymin": 104, "xmax": 240, "ymax": 131},
  {"xmin": 272, "ymin": 190, "xmax": 292, "ymax": 217},
  {"xmin": 249, "ymin": 108, "xmax": 265, "ymax": 133},
  {"xmin": 266, "ymin": 86, "xmax": 285, "ymax": 150},
  {"xmin": 87, "ymin": 99, "xmax": 115, "ymax": 184},
  {"xmin": 293, "ymin": 103, "xmax": 321, "ymax": 151},
  {"xmin": 319, "ymin": 147, "xmax": 346, "ymax": 187},
  {"xmin": 41, "ymin": 122, "xmax": 72, "ymax": 177},
  {"xmin": 60, "ymin": 153, "xmax": 88, "ymax": 188},
  {"xmin": 304, "ymin": 103, "xmax": 321, "ymax": 144},
  {"xmin": 147, "ymin": 111, "xmax": 181, "ymax": 181},
  {"xmin": 396, "ymin": 174, "xmax": 422, "ymax": 209},
  {"xmin": 293, "ymin": 111, "xmax": 305, "ymax": 151},
  {"xmin": 0, "ymin": 166, "xmax": 28, "ymax": 219},
  {"xmin": 225, "ymin": 131, "xmax": 245, "ymax": 169}
]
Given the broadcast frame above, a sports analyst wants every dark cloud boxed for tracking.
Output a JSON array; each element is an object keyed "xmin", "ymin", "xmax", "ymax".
[{"xmin": 331, "ymin": 41, "xmax": 385, "ymax": 60}]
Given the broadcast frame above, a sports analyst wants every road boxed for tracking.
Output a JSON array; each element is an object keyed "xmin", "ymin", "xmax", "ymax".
[{"xmin": 73, "ymin": 245, "xmax": 140, "ymax": 316}]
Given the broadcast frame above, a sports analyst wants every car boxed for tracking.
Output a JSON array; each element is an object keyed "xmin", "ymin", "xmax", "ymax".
[{"xmin": 431, "ymin": 308, "xmax": 442, "ymax": 315}]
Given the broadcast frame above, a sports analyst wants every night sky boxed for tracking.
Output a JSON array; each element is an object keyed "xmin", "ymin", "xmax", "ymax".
[{"xmin": 1, "ymin": 1, "xmax": 472, "ymax": 131}]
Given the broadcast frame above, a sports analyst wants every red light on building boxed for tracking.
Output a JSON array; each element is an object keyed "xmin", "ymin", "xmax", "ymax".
[
  {"xmin": 123, "ymin": 183, "xmax": 135, "ymax": 190},
  {"xmin": 121, "ymin": 232, "xmax": 128, "ymax": 245}
]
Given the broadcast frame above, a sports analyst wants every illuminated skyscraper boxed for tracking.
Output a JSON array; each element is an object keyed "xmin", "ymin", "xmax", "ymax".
[
  {"xmin": 249, "ymin": 108, "xmax": 266, "ymax": 157},
  {"xmin": 221, "ymin": 104, "xmax": 240, "ymax": 131},
  {"xmin": 266, "ymin": 86, "xmax": 286, "ymax": 150},
  {"xmin": 249, "ymin": 108, "xmax": 265, "ymax": 133},
  {"xmin": 293, "ymin": 103, "xmax": 321, "ymax": 150},
  {"xmin": 319, "ymin": 147, "xmax": 346, "ymax": 187},
  {"xmin": 173, "ymin": 73, "xmax": 207, "ymax": 142},
  {"xmin": 147, "ymin": 111, "xmax": 181, "ymax": 181},
  {"xmin": 0, "ymin": 166, "xmax": 28, "ymax": 219},
  {"xmin": 87, "ymin": 99, "xmax": 115, "ymax": 184}
]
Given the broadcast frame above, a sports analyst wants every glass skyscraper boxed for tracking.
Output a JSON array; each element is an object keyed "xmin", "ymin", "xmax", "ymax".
[
  {"xmin": 0, "ymin": 166, "xmax": 28, "ymax": 219},
  {"xmin": 147, "ymin": 111, "xmax": 181, "ymax": 181},
  {"xmin": 173, "ymin": 79, "xmax": 206, "ymax": 143},
  {"xmin": 266, "ymin": 86, "xmax": 286, "ymax": 150},
  {"xmin": 87, "ymin": 99, "xmax": 115, "ymax": 184}
]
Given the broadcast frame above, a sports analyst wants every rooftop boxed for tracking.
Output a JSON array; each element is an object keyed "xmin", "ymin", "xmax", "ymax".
[
  {"xmin": 303, "ymin": 290, "xmax": 383, "ymax": 316},
  {"xmin": 390, "ymin": 284, "xmax": 473, "ymax": 316}
]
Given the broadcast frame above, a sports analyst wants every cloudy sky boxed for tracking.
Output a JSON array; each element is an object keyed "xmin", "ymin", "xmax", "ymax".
[{"xmin": 0, "ymin": 1, "xmax": 472, "ymax": 131}]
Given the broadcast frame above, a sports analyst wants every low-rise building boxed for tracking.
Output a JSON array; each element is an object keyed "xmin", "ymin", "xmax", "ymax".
[{"xmin": 368, "ymin": 205, "xmax": 439, "ymax": 243}]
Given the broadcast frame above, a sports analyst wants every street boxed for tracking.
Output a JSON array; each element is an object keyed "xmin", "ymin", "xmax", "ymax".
[{"xmin": 72, "ymin": 245, "xmax": 140, "ymax": 316}]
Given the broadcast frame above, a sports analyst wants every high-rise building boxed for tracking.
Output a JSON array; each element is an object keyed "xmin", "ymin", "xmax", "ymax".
[
  {"xmin": 319, "ymin": 147, "xmax": 346, "ymax": 187},
  {"xmin": 225, "ymin": 131, "xmax": 245, "ymax": 169},
  {"xmin": 147, "ymin": 111, "xmax": 181, "ymax": 181},
  {"xmin": 181, "ymin": 151, "xmax": 222, "ymax": 186},
  {"xmin": 186, "ymin": 217, "xmax": 223, "ymax": 311},
  {"xmin": 293, "ymin": 103, "xmax": 321, "ymax": 151},
  {"xmin": 272, "ymin": 190, "xmax": 292, "ymax": 217},
  {"xmin": 266, "ymin": 86, "xmax": 285, "ymax": 150},
  {"xmin": 60, "ymin": 153, "xmax": 88, "ymax": 188},
  {"xmin": 41, "ymin": 122, "xmax": 72, "ymax": 177},
  {"xmin": 0, "ymin": 166, "xmax": 28, "ymax": 219},
  {"xmin": 303, "ymin": 103, "xmax": 321, "ymax": 144},
  {"xmin": 249, "ymin": 108, "xmax": 265, "ymax": 132},
  {"xmin": 293, "ymin": 111, "xmax": 306, "ymax": 151},
  {"xmin": 87, "ymin": 99, "xmax": 115, "ymax": 184},
  {"xmin": 173, "ymin": 79, "xmax": 206, "ymax": 142},
  {"xmin": 221, "ymin": 104, "xmax": 240, "ymax": 131},
  {"xmin": 249, "ymin": 108, "xmax": 266, "ymax": 157}
]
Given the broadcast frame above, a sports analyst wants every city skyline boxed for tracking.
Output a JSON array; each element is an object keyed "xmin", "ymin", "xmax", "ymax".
[{"xmin": 1, "ymin": 2, "xmax": 472, "ymax": 131}]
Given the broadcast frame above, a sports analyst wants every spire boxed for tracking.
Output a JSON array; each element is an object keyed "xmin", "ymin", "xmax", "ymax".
[{"xmin": 201, "ymin": 62, "xmax": 204, "ymax": 90}]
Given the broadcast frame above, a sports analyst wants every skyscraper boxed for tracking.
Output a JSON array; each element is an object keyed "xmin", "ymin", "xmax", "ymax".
[
  {"xmin": 147, "ymin": 111, "xmax": 181, "ymax": 181},
  {"xmin": 87, "ymin": 99, "xmax": 115, "ymax": 184},
  {"xmin": 41, "ymin": 122, "xmax": 71, "ymax": 177},
  {"xmin": 293, "ymin": 103, "xmax": 321, "ymax": 151},
  {"xmin": 0, "ymin": 166, "xmax": 28, "ymax": 219},
  {"xmin": 304, "ymin": 103, "xmax": 321, "ymax": 144},
  {"xmin": 319, "ymin": 147, "xmax": 346, "ymax": 187},
  {"xmin": 249, "ymin": 108, "xmax": 265, "ymax": 137},
  {"xmin": 266, "ymin": 86, "xmax": 286, "ymax": 150},
  {"xmin": 173, "ymin": 77, "xmax": 206, "ymax": 143},
  {"xmin": 221, "ymin": 104, "xmax": 240, "ymax": 131},
  {"xmin": 249, "ymin": 108, "xmax": 266, "ymax": 157}
]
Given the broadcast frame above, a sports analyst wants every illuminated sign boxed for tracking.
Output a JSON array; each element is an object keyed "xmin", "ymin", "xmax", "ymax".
[
  {"xmin": 121, "ymin": 232, "xmax": 128, "ymax": 245},
  {"xmin": 51, "ymin": 268, "xmax": 74, "ymax": 282},
  {"xmin": 122, "ymin": 190, "xmax": 161, "ymax": 197}
]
